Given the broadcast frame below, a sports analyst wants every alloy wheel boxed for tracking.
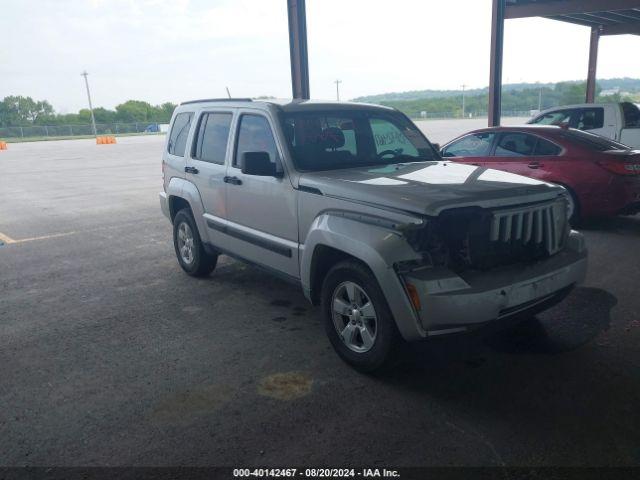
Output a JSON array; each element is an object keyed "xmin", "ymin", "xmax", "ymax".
[{"xmin": 331, "ymin": 281, "xmax": 378, "ymax": 353}]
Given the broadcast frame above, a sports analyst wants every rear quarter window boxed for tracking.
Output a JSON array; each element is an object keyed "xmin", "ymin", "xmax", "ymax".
[{"xmin": 168, "ymin": 112, "xmax": 193, "ymax": 157}]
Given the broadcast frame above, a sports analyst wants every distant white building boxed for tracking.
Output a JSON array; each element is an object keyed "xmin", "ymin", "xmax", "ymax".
[{"xmin": 600, "ymin": 87, "xmax": 620, "ymax": 96}]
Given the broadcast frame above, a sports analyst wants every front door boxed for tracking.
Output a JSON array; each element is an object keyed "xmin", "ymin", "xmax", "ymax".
[
  {"xmin": 224, "ymin": 112, "xmax": 299, "ymax": 278},
  {"xmin": 442, "ymin": 131, "xmax": 497, "ymax": 167}
]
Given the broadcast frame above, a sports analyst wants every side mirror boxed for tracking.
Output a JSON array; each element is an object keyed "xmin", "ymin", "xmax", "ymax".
[
  {"xmin": 241, "ymin": 151, "xmax": 280, "ymax": 177},
  {"xmin": 432, "ymin": 143, "xmax": 441, "ymax": 151}
]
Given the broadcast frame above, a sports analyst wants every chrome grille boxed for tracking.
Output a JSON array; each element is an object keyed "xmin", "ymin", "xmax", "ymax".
[{"xmin": 490, "ymin": 199, "xmax": 568, "ymax": 255}]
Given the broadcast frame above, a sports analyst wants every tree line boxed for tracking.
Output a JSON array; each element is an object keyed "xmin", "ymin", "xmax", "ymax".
[
  {"xmin": 3, "ymin": 80, "xmax": 639, "ymax": 127},
  {"xmin": 371, "ymin": 82, "xmax": 639, "ymax": 118},
  {"xmin": 0, "ymin": 96, "xmax": 177, "ymax": 127}
]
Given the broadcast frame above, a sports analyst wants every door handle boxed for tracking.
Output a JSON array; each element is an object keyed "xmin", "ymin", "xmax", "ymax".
[
  {"xmin": 528, "ymin": 162, "xmax": 541, "ymax": 169},
  {"xmin": 224, "ymin": 176, "xmax": 242, "ymax": 185},
  {"xmin": 184, "ymin": 166, "xmax": 199, "ymax": 174}
]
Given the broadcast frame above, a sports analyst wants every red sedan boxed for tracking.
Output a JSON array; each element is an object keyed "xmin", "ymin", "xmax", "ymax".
[{"xmin": 441, "ymin": 125, "xmax": 640, "ymax": 221}]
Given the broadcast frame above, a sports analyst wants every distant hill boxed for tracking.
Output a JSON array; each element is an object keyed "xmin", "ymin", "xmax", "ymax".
[{"xmin": 353, "ymin": 77, "xmax": 640, "ymax": 103}]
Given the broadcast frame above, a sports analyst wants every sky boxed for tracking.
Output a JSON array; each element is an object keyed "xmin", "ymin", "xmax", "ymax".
[{"xmin": 2, "ymin": 0, "xmax": 640, "ymax": 113}]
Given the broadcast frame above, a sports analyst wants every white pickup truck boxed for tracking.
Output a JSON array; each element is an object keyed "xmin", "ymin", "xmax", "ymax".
[{"xmin": 528, "ymin": 102, "xmax": 640, "ymax": 148}]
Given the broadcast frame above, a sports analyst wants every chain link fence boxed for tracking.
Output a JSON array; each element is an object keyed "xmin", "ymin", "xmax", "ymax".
[
  {"xmin": 409, "ymin": 110, "xmax": 533, "ymax": 120},
  {"xmin": 0, "ymin": 122, "xmax": 167, "ymax": 139},
  {"xmin": 0, "ymin": 112, "xmax": 534, "ymax": 139}
]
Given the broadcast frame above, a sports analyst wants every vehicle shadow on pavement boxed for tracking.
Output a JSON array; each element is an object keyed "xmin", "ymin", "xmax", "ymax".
[
  {"xmin": 484, "ymin": 286, "xmax": 617, "ymax": 354},
  {"xmin": 389, "ymin": 286, "xmax": 617, "ymax": 373},
  {"xmin": 369, "ymin": 287, "xmax": 636, "ymax": 466}
]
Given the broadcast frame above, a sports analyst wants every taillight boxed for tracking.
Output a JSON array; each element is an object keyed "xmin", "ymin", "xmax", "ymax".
[{"xmin": 597, "ymin": 160, "xmax": 640, "ymax": 176}]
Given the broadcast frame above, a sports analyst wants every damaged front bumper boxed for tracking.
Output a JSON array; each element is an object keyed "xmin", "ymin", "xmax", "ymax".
[{"xmin": 401, "ymin": 230, "xmax": 588, "ymax": 335}]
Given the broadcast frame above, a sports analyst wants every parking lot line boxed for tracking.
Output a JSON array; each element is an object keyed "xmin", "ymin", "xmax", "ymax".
[
  {"xmin": 16, "ymin": 231, "xmax": 77, "ymax": 244},
  {"xmin": 0, "ymin": 230, "xmax": 76, "ymax": 246},
  {"xmin": 0, "ymin": 231, "xmax": 17, "ymax": 244},
  {"xmin": 0, "ymin": 218, "xmax": 159, "ymax": 247}
]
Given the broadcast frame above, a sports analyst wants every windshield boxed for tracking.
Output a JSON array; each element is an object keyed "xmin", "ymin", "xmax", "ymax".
[
  {"xmin": 280, "ymin": 109, "xmax": 438, "ymax": 171},
  {"xmin": 558, "ymin": 129, "xmax": 631, "ymax": 151}
]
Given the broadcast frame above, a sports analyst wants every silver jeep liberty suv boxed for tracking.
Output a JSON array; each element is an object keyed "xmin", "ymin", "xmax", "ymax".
[{"xmin": 160, "ymin": 98, "xmax": 587, "ymax": 371}]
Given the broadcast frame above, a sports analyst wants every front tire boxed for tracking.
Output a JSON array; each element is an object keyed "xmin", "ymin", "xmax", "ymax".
[
  {"xmin": 320, "ymin": 260, "xmax": 400, "ymax": 372},
  {"xmin": 173, "ymin": 209, "xmax": 218, "ymax": 277}
]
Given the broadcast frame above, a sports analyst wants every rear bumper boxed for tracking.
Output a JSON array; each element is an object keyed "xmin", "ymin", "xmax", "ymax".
[
  {"xmin": 614, "ymin": 178, "xmax": 640, "ymax": 215},
  {"xmin": 159, "ymin": 192, "xmax": 170, "ymax": 220},
  {"xmin": 582, "ymin": 176, "xmax": 640, "ymax": 217},
  {"xmin": 402, "ymin": 231, "xmax": 588, "ymax": 335}
]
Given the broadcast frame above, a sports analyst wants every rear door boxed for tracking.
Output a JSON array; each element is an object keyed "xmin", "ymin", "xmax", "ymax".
[
  {"xmin": 185, "ymin": 109, "xmax": 234, "ymax": 249},
  {"xmin": 224, "ymin": 111, "xmax": 299, "ymax": 278},
  {"xmin": 492, "ymin": 132, "xmax": 566, "ymax": 183},
  {"xmin": 477, "ymin": 132, "xmax": 537, "ymax": 175}
]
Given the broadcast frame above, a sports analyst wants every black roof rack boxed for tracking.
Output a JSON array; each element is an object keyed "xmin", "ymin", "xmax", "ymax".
[{"xmin": 180, "ymin": 98, "xmax": 253, "ymax": 105}]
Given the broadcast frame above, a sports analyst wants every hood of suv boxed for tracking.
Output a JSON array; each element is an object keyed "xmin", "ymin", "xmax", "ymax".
[{"xmin": 298, "ymin": 161, "xmax": 563, "ymax": 216}]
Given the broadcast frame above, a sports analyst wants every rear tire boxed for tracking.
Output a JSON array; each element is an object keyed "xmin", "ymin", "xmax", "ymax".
[
  {"xmin": 173, "ymin": 208, "xmax": 218, "ymax": 277},
  {"xmin": 320, "ymin": 260, "xmax": 401, "ymax": 372}
]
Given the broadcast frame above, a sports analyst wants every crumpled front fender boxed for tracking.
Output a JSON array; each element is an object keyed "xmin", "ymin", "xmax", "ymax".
[{"xmin": 301, "ymin": 213, "xmax": 427, "ymax": 341}]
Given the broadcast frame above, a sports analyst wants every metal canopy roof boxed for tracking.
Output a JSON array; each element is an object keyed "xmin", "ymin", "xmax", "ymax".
[{"xmin": 505, "ymin": 0, "xmax": 640, "ymax": 35}]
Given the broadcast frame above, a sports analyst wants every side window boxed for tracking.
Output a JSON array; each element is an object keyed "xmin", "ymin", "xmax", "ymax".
[
  {"xmin": 575, "ymin": 108, "xmax": 604, "ymax": 131},
  {"xmin": 370, "ymin": 118, "xmax": 419, "ymax": 156},
  {"xmin": 168, "ymin": 112, "xmax": 192, "ymax": 157},
  {"xmin": 622, "ymin": 102, "xmax": 640, "ymax": 127},
  {"xmin": 495, "ymin": 133, "xmax": 536, "ymax": 157},
  {"xmin": 534, "ymin": 138, "xmax": 561, "ymax": 156},
  {"xmin": 192, "ymin": 112, "xmax": 232, "ymax": 164},
  {"xmin": 531, "ymin": 110, "xmax": 573, "ymax": 126},
  {"xmin": 442, "ymin": 133, "xmax": 495, "ymax": 157},
  {"xmin": 234, "ymin": 115, "xmax": 278, "ymax": 167}
]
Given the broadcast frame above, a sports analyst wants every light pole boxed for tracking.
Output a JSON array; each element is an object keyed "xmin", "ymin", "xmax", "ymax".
[
  {"xmin": 461, "ymin": 84, "xmax": 467, "ymax": 118},
  {"xmin": 81, "ymin": 71, "xmax": 98, "ymax": 138},
  {"xmin": 335, "ymin": 79, "xmax": 342, "ymax": 101},
  {"xmin": 538, "ymin": 86, "xmax": 543, "ymax": 111}
]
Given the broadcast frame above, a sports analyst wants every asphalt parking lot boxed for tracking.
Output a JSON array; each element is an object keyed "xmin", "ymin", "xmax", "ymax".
[{"xmin": 1, "ymin": 133, "xmax": 639, "ymax": 467}]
